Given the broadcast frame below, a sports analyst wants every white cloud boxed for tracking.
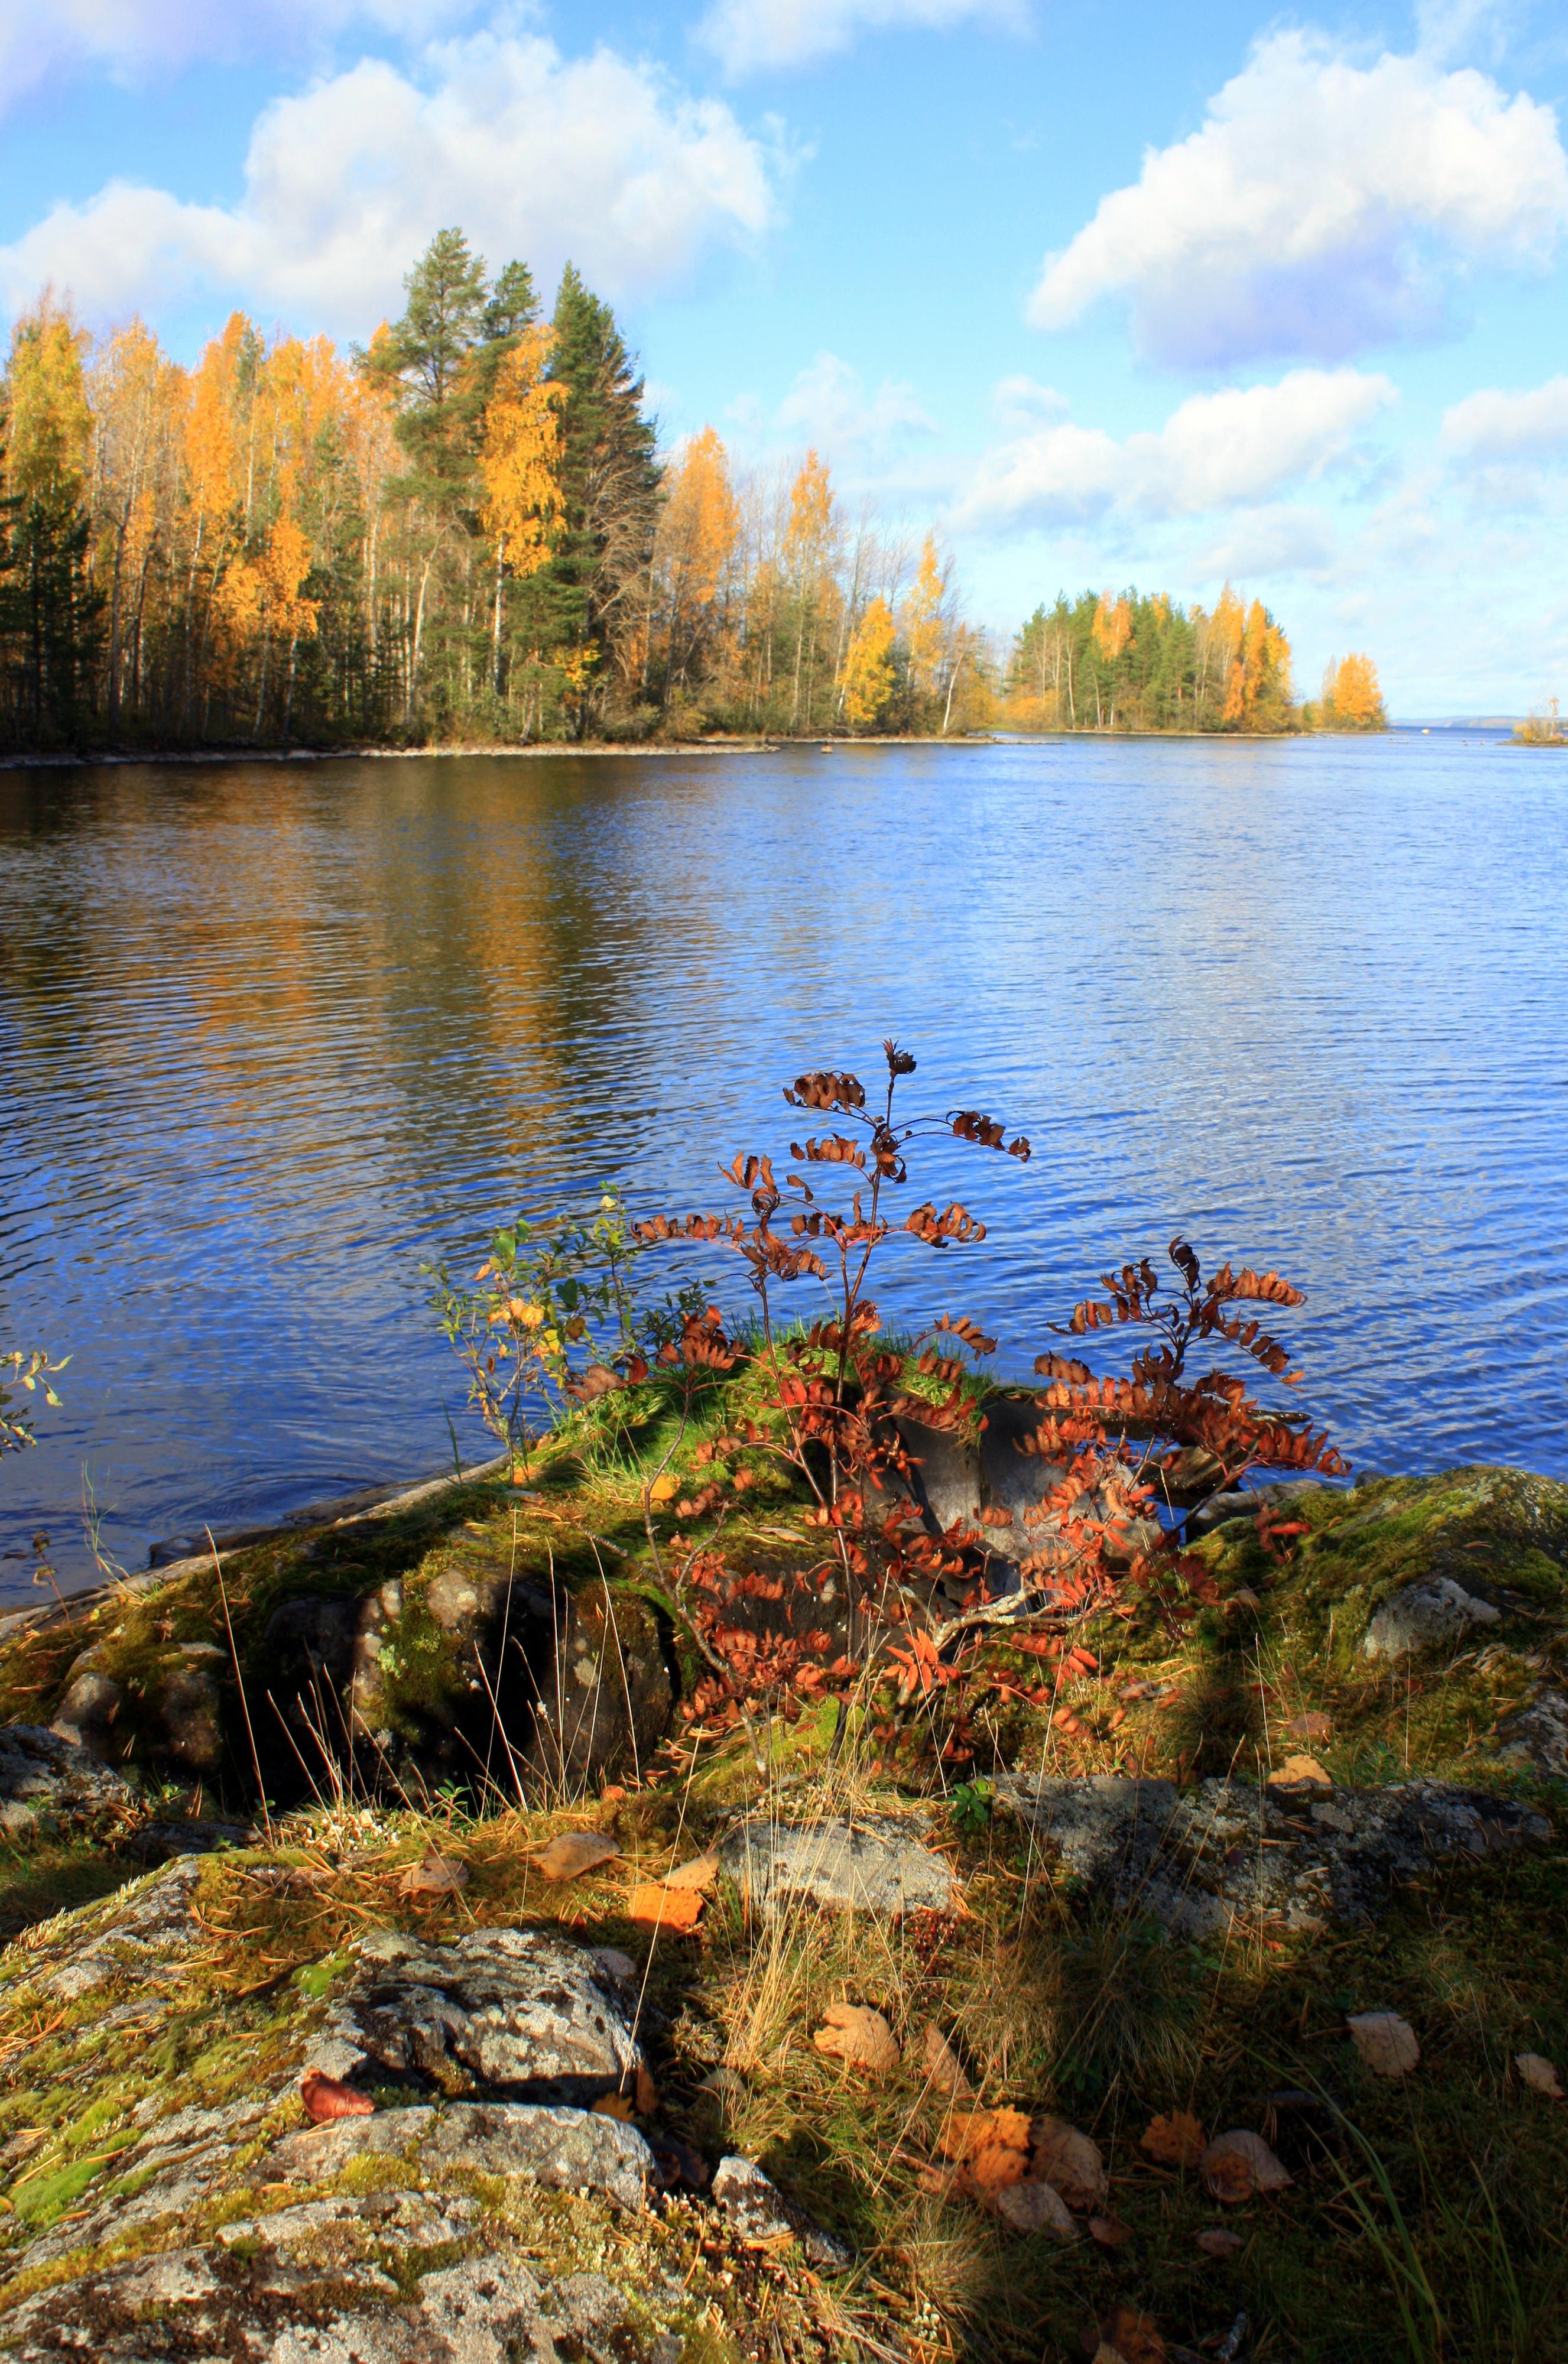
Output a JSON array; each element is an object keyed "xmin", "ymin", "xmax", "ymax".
[
  {"xmin": 1189, "ymin": 505, "xmax": 1342, "ymax": 583},
  {"xmin": 992, "ymin": 375, "xmax": 1070, "ymax": 427},
  {"xmin": 1441, "ymin": 375, "xmax": 1568, "ymax": 453},
  {"xmin": 956, "ymin": 368, "xmax": 1396, "ymax": 532},
  {"xmin": 0, "ymin": 33, "xmax": 780, "ymax": 330},
  {"xmin": 0, "ymin": 0, "xmax": 478, "ymax": 105},
  {"xmin": 774, "ymin": 350, "xmax": 936, "ymax": 449},
  {"xmin": 1028, "ymin": 30, "xmax": 1568, "ymax": 366},
  {"xmin": 699, "ymin": 0, "xmax": 1024, "ymax": 77}
]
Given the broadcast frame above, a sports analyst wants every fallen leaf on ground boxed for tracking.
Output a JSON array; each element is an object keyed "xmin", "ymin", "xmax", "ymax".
[
  {"xmin": 600, "ymin": 1784, "xmax": 626, "ymax": 1803},
  {"xmin": 989, "ymin": 2178, "xmax": 1078, "ymax": 2240},
  {"xmin": 1200, "ymin": 2130, "xmax": 1292, "ymax": 2204},
  {"xmin": 663, "ymin": 1851, "xmax": 721, "ymax": 1892},
  {"xmin": 943, "ymin": 2109, "xmax": 1030, "ymax": 2197},
  {"xmin": 650, "ymin": 2132, "xmax": 709, "ymax": 2190},
  {"xmin": 648, "ymin": 1474, "xmax": 679, "ymax": 1504},
  {"xmin": 628, "ymin": 1882, "xmax": 705, "ymax": 1934},
  {"xmin": 1225, "ymin": 1587, "xmax": 1262, "ymax": 1612},
  {"xmin": 1099, "ymin": 2305, "xmax": 1167, "ymax": 2363},
  {"xmin": 536, "ymin": 1831, "xmax": 621, "ymax": 1883},
  {"xmin": 1516, "ymin": 2053, "xmax": 1563, "ymax": 2098},
  {"xmin": 813, "ymin": 2003, "xmax": 900, "ymax": 2076},
  {"xmin": 1285, "ymin": 1710, "xmax": 1333, "ymax": 1742},
  {"xmin": 1090, "ymin": 2214, "xmax": 1134, "ymax": 2249},
  {"xmin": 591, "ymin": 2094, "xmax": 637, "ymax": 2122},
  {"xmin": 916, "ymin": 2162, "xmax": 960, "ymax": 2197},
  {"xmin": 300, "ymin": 2071, "xmax": 374, "ymax": 2125},
  {"xmin": 1267, "ymin": 1753, "xmax": 1333, "ymax": 1793},
  {"xmin": 398, "ymin": 1852, "xmax": 469, "ymax": 1897},
  {"xmin": 922, "ymin": 2024, "xmax": 974, "ymax": 2099},
  {"xmin": 636, "ymin": 2064, "xmax": 659, "ymax": 2114},
  {"xmin": 1195, "ymin": 2227, "xmax": 1245, "ymax": 2258},
  {"xmin": 1348, "ymin": 2011, "xmax": 1420, "ymax": 2079},
  {"xmin": 1140, "ymin": 2111, "xmax": 1206, "ymax": 2169},
  {"xmin": 1029, "ymin": 2115, "xmax": 1107, "ymax": 2211}
]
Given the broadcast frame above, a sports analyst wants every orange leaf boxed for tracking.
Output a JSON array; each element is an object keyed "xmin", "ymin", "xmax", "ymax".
[
  {"xmin": 629, "ymin": 1882, "xmax": 705, "ymax": 1933},
  {"xmin": 1140, "ymin": 2111, "xmax": 1206, "ymax": 2169},
  {"xmin": 300, "ymin": 2071, "xmax": 374, "ymax": 2125}
]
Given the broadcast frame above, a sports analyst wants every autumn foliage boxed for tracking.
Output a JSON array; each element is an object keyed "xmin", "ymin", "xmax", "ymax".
[{"xmin": 611, "ymin": 1042, "xmax": 1346, "ymax": 1748}]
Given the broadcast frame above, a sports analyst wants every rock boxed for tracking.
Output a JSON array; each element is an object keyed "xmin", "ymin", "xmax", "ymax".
[
  {"xmin": 1362, "ymin": 1579, "xmax": 1501, "ymax": 1661},
  {"xmin": 891, "ymin": 1399, "xmax": 1148, "ymax": 1599},
  {"xmin": 710, "ymin": 2154, "xmax": 852, "ymax": 2271},
  {"xmin": 270, "ymin": 2099, "xmax": 654, "ymax": 2210},
  {"xmin": 157, "ymin": 1661, "xmax": 225, "ymax": 1771},
  {"xmin": 0, "ymin": 2236, "xmax": 631, "ymax": 2363},
  {"xmin": 25, "ymin": 1854, "xmax": 208, "ymax": 2000},
  {"xmin": 304, "ymin": 1924, "xmax": 645, "ymax": 2106},
  {"xmin": 0, "ymin": 1723, "xmax": 137, "ymax": 1841},
  {"xmin": 992, "ymin": 1773, "xmax": 1551, "ymax": 1938},
  {"xmin": 719, "ymin": 1816, "xmax": 959, "ymax": 1917},
  {"xmin": 48, "ymin": 1655, "xmax": 123, "ymax": 1758},
  {"xmin": 1495, "ymin": 1689, "xmax": 1568, "ymax": 1775}
]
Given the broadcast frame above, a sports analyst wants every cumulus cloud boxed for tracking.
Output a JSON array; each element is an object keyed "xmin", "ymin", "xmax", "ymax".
[
  {"xmin": 0, "ymin": 0, "xmax": 478, "ymax": 105},
  {"xmin": 956, "ymin": 368, "xmax": 1395, "ymax": 532},
  {"xmin": 1028, "ymin": 30, "xmax": 1568, "ymax": 366},
  {"xmin": 0, "ymin": 32, "xmax": 780, "ymax": 329},
  {"xmin": 773, "ymin": 350, "xmax": 936, "ymax": 449},
  {"xmin": 1441, "ymin": 375, "xmax": 1568, "ymax": 454},
  {"xmin": 699, "ymin": 0, "xmax": 1024, "ymax": 78}
]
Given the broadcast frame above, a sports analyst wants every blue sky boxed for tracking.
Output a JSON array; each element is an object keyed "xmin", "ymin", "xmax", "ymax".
[{"xmin": 2, "ymin": 0, "xmax": 1566, "ymax": 713}]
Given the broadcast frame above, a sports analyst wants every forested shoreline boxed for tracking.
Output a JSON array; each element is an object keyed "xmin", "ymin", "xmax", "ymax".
[{"xmin": 0, "ymin": 227, "xmax": 1384, "ymax": 755}]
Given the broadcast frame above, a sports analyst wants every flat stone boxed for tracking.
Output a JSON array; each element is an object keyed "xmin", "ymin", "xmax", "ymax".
[
  {"xmin": 710, "ymin": 2154, "xmax": 851, "ymax": 2271},
  {"xmin": 1362, "ymin": 1579, "xmax": 1501, "ymax": 1661},
  {"xmin": 992, "ymin": 1773, "xmax": 1551, "ymax": 1937},
  {"xmin": 303, "ymin": 1926, "xmax": 644, "ymax": 2105},
  {"xmin": 719, "ymin": 1817, "xmax": 959, "ymax": 1917}
]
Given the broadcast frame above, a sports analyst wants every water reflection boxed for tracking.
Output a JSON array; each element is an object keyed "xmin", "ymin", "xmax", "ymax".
[{"xmin": 2, "ymin": 736, "xmax": 1566, "ymax": 1597}]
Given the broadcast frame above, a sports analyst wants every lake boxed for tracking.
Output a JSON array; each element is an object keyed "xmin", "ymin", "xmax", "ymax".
[{"xmin": 2, "ymin": 732, "xmax": 1565, "ymax": 1601}]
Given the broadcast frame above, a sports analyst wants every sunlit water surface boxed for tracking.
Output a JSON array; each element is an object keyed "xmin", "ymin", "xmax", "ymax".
[{"xmin": 2, "ymin": 733, "xmax": 1566, "ymax": 1599}]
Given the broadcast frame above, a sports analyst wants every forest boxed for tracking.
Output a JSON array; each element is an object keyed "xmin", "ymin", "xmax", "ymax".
[{"xmin": 0, "ymin": 228, "xmax": 1382, "ymax": 753}]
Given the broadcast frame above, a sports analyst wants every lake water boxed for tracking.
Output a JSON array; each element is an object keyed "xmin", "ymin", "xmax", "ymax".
[{"xmin": 2, "ymin": 732, "xmax": 1566, "ymax": 1601}]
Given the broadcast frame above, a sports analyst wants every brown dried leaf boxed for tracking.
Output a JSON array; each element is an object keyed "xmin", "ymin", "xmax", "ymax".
[
  {"xmin": 1099, "ymin": 2305, "xmax": 1166, "ymax": 2363},
  {"xmin": 1348, "ymin": 2011, "xmax": 1420, "ymax": 2079},
  {"xmin": 1029, "ymin": 2114, "xmax": 1106, "ymax": 2212},
  {"xmin": 989, "ymin": 2178, "xmax": 1079, "ymax": 2241},
  {"xmin": 813, "ymin": 2003, "xmax": 900, "ymax": 2076},
  {"xmin": 1195, "ymin": 2227, "xmax": 1245, "ymax": 2258},
  {"xmin": 1267, "ymin": 1753, "xmax": 1333, "ymax": 1794},
  {"xmin": 663, "ymin": 1851, "xmax": 721, "ymax": 1892},
  {"xmin": 938, "ymin": 2105, "xmax": 1031, "ymax": 2165},
  {"xmin": 300, "ymin": 2071, "xmax": 374, "ymax": 2125},
  {"xmin": 1285, "ymin": 1710, "xmax": 1334, "ymax": 1742},
  {"xmin": 921, "ymin": 2024, "xmax": 974, "ymax": 2100},
  {"xmin": 1516, "ymin": 2053, "xmax": 1564, "ymax": 2099},
  {"xmin": 1200, "ymin": 2129, "xmax": 1293, "ymax": 2204},
  {"xmin": 1089, "ymin": 2214, "xmax": 1134, "ymax": 2249},
  {"xmin": 628, "ymin": 1883, "xmax": 705, "ymax": 1934},
  {"xmin": 398, "ymin": 1852, "xmax": 469, "ymax": 1897},
  {"xmin": 636, "ymin": 2064, "xmax": 659, "ymax": 2115},
  {"xmin": 1140, "ymin": 2110, "xmax": 1206, "ymax": 2169},
  {"xmin": 536, "ymin": 1831, "xmax": 620, "ymax": 1883}
]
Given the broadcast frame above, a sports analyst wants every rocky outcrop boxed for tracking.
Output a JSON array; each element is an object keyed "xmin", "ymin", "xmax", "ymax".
[
  {"xmin": 992, "ymin": 1772, "xmax": 1551, "ymax": 1937},
  {"xmin": 719, "ymin": 1814, "xmax": 960, "ymax": 1917}
]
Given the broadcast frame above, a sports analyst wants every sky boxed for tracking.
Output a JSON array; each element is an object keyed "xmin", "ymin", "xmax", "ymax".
[{"xmin": 1, "ymin": 0, "xmax": 1566, "ymax": 714}]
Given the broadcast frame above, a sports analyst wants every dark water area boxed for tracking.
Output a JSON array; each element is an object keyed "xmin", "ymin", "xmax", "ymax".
[{"xmin": 2, "ymin": 732, "xmax": 1565, "ymax": 1601}]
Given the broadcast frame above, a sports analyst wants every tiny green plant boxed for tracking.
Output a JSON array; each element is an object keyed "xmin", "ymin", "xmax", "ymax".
[
  {"xmin": 426, "ymin": 1187, "xmax": 655, "ymax": 1476},
  {"xmin": 949, "ymin": 1777, "xmax": 995, "ymax": 1839}
]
